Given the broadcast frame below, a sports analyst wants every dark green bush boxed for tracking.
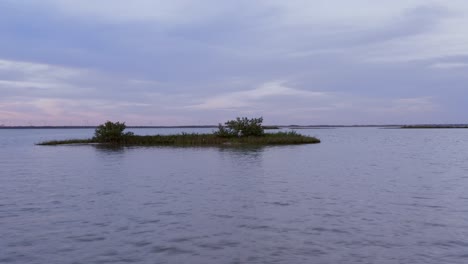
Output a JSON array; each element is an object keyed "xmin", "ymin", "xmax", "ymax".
[
  {"xmin": 93, "ymin": 121, "xmax": 134, "ymax": 143},
  {"xmin": 215, "ymin": 117, "xmax": 265, "ymax": 137},
  {"xmin": 214, "ymin": 123, "xmax": 234, "ymax": 137}
]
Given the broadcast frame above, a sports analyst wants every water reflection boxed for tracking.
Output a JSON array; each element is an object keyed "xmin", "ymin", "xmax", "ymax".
[
  {"xmin": 217, "ymin": 145, "xmax": 265, "ymax": 156},
  {"xmin": 93, "ymin": 144, "xmax": 126, "ymax": 153},
  {"xmin": 92, "ymin": 144, "xmax": 269, "ymax": 165}
]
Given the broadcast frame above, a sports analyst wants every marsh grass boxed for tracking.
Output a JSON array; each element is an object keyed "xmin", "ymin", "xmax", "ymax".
[
  {"xmin": 37, "ymin": 139, "xmax": 95, "ymax": 145},
  {"xmin": 37, "ymin": 131, "xmax": 320, "ymax": 146}
]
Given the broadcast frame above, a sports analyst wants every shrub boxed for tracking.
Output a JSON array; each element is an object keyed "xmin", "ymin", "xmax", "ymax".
[
  {"xmin": 93, "ymin": 121, "xmax": 134, "ymax": 143},
  {"xmin": 214, "ymin": 123, "xmax": 235, "ymax": 137},
  {"xmin": 215, "ymin": 117, "xmax": 265, "ymax": 137}
]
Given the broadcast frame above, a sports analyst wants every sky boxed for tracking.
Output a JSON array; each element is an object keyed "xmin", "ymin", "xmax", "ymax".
[{"xmin": 1, "ymin": 0, "xmax": 467, "ymax": 126}]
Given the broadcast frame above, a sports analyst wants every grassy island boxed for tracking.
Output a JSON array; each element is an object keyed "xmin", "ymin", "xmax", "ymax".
[{"xmin": 37, "ymin": 118, "xmax": 320, "ymax": 146}]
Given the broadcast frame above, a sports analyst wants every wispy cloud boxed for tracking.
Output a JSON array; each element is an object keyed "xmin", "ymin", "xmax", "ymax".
[
  {"xmin": 430, "ymin": 62, "xmax": 468, "ymax": 69},
  {"xmin": 188, "ymin": 81, "xmax": 326, "ymax": 110},
  {"xmin": 0, "ymin": 59, "xmax": 83, "ymax": 78},
  {"xmin": 387, "ymin": 97, "xmax": 438, "ymax": 113}
]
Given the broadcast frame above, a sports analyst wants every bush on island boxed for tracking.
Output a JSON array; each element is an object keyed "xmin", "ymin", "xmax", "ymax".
[
  {"xmin": 215, "ymin": 117, "xmax": 265, "ymax": 137},
  {"xmin": 93, "ymin": 121, "xmax": 134, "ymax": 143}
]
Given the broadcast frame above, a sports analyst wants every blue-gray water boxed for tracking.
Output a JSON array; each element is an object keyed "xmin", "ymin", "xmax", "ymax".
[{"xmin": 1, "ymin": 128, "xmax": 468, "ymax": 264}]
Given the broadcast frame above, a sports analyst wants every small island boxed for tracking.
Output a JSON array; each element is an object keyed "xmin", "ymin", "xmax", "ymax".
[{"xmin": 38, "ymin": 117, "xmax": 320, "ymax": 146}]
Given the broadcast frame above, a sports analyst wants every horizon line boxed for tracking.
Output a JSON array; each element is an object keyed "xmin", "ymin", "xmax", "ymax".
[{"xmin": 1, "ymin": 124, "xmax": 468, "ymax": 129}]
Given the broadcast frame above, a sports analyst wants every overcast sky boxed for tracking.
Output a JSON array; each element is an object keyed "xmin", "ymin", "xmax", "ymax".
[{"xmin": 1, "ymin": 0, "xmax": 467, "ymax": 125}]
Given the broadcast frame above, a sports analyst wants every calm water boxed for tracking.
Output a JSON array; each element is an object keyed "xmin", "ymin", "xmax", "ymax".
[{"xmin": 1, "ymin": 128, "xmax": 468, "ymax": 264}]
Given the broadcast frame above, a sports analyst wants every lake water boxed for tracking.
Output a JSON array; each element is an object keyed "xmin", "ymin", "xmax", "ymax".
[{"xmin": 1, "ymin": 128, "xmax": 468, "ymax": 264}]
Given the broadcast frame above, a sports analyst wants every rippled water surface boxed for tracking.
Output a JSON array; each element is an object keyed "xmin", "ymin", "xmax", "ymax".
[{"xmin": 1, "ymin": 128, "xmax": 468, "ymax": 264}]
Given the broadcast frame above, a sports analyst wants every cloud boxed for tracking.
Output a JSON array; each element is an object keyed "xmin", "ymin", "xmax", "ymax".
[
  {"xmin": 0, "ymin": 58, "xmax": 163, "ymax": 125},
  {"xmin": 1, "ymin": 1, "xmax": 468, "ymax": 125},
  {"xmin": 430, "ymin": 62, "xmax": 468, "ymax": 69},
  {"xmin": 188, "ymin": 81, "xmax": 326, "ymax": 110},
  {"xmin": 0, "ymin": 58, "xmax": 153, "ymax": 101},
  {"xmin": 185, "ymin": 81, "xmax": 440, "ymax": 124},
  {"xmin": 0, "ymin": 59, "xmax": 93, "ymax": 103},
  {"xmin": 37, "ymin": 0, "xmax": 251, "ymax": 26},
  {"xmin": 361, "ymin": 4, "xmax": 468, "ymax": 62},
  {"xmin": 387, "ymin": 97, "xmax": 438, "ymax": 113},
  {"xmin": 0, "ymin": 59, "xmax": 84, "ymax": 82},
  {"xmin": 38, "ymin": 0, "xmax": 455, "ymax": 25}
]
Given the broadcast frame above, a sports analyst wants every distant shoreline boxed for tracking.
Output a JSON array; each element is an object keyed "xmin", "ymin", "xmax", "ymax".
[
  {"xmin": 400, "ymin": 125, "xmax": 468, "ymax": 129},
  {"xmin": 1, "ymin": 124, "xmax": 467, "ymax": 129}
]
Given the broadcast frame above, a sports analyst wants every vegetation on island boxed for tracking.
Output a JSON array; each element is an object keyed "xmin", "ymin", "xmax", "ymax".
[
  {"xmin": 37, "ymin": 118, "xmax": 320, "ymax": 146},
  {"xmin": 94, "ymin": 121, "xmax": 135, "ymax": 143},
  {"xmin": 215, "ymin": 117, "xmax": 265, "ymax": 137}
]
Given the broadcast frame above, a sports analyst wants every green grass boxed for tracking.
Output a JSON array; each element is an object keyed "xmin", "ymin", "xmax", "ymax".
[{"xmin": 37, "ymin": 131, "xmax": 320, "ymax": 146}]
